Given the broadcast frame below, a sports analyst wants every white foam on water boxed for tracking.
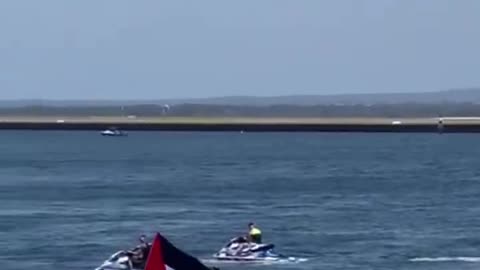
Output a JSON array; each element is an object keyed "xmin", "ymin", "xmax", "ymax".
[
  {"xmin": 201, "ymin": 257, "xmax": 308, "ymax": 266},
  {"xmin": 409, "ymin": 257, "xmax": 480, "ymax": 263}
]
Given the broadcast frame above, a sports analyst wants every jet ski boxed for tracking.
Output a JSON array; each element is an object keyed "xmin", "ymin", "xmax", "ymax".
[
  {"xmin": 96, "ymin": 250, "xmax": 142, "ymax": 270},
  {"xmin": 212, "ymin": 237, "xmax": 298, "ymax": 262},
  {"xmin": 96, "ymin": 232, "xmax": 218, "ymax": 270},
  {"xmin": 101, "ymin": 127, "xmax": 127, "ymax": 137}
]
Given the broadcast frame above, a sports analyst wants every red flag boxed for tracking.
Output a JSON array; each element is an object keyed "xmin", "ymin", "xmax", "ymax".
[{"xmin": 144, "ymin": 233, "xmax": 166, "ymax": 270}]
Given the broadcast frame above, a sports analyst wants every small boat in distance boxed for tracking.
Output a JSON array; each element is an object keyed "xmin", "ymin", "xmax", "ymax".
[{"xmin": 101, "ymin": 127, "xmax": 127, "ymax": 137}]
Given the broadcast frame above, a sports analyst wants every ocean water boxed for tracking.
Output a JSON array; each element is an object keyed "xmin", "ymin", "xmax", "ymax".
[{"xmin": 1, "ymin": 131, "xmax": 480, "ymax": 270}]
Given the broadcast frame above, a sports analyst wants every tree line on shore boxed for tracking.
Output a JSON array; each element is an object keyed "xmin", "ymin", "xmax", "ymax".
[{"xmin": 1, "ymin": 103, "xmax": 480, "ymax": 117}]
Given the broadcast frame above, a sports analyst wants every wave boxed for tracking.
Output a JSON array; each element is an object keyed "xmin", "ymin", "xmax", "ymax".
[
  {"xmin": 410, "ymin": 257, "xmax": 480, "ymax": 263},
  {"xmin": 201, "ymin": 257, "xmax": 308, "ymax": 265}
]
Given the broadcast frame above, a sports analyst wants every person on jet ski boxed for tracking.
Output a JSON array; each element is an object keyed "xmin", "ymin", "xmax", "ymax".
[
  {"xmin": 127, "ymin": 235, "xmax": 151, "ymax": 266},
  {"xmin": 136, "ymin": 234, "xmax": 151, "ymax": 260},
  {"xmin": 247, "ymin": 222, "xmax": 262, "ymax": 244}
]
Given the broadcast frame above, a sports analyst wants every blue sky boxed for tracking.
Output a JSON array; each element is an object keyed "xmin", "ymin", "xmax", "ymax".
[{"xmin": 0, "ymin": 0, "xmax": 479, "ymax": 99}]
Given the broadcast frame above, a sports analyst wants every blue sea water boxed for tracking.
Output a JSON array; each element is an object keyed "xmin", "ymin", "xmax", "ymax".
[{"xmin": 1, "ymin": 131, "xmax": 480, "ymax": 270}]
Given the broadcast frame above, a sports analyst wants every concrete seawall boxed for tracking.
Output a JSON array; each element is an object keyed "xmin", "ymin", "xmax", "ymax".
[{"xmin": 0, "ymin": 117, "xmax": 479, "ymax": 132}]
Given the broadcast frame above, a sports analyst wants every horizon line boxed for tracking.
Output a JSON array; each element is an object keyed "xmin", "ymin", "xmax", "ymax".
[{"xmin": 0, "ymin": 87, "xmax": 479, "ymax": 101}]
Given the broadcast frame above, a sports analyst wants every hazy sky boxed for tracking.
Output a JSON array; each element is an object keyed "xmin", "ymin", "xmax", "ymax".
[{"xmin": 1, "ymin": 1, "xmax": 479, "ymax": 99}]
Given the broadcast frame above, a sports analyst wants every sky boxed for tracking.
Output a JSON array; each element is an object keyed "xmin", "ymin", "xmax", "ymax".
[{"xmin": 0, "ymin": 0, "xmax": 479, "ymax": 99}]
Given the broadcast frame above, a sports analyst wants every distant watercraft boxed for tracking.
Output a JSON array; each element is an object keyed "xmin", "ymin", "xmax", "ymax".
[
  {"xmin": 212, "ymin": 236, "xmax": 302, "ymax": 263},
  {"xmin": 101, "ymin": 127, "xmax": 127, "ymax": 137}
]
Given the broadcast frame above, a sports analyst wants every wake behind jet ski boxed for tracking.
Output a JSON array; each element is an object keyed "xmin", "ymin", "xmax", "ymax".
[{"xmin": 96, "ymin": 232, "xmax": 219, "ymax": 270}]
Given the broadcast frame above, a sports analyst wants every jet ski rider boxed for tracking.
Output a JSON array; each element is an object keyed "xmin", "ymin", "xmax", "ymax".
[
  {"xmin": 137, "ymin": 235, "xmax": 150, "ymax": 259},
  {"xmin": 247, "ymin": 222, "xmax": 262, "ymax": 244},
  {"xmin": 127, "ymin": 234, "xmax": 151, "ymax": 267}
]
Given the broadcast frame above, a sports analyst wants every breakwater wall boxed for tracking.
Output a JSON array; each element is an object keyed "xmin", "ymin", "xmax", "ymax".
[{"xmin": 0, "ymin": 118, "xmax": 478, "ymax": 132}]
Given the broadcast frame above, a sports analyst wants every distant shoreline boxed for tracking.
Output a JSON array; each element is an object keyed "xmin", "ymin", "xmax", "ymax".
[{"xmin": 0, "ymin": 116, "xmax": 477, "ymax": 132}]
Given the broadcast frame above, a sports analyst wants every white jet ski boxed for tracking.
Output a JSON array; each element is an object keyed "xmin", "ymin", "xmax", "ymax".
[
  {"xmin": 212, "ymin": 237, "xmax": 299, "ymax": 263},
  {"xmin": 95, "ymin": 250, "xmax": 142, "ymax": 270},
  {"xmin": 101, "ymin": 127, "xmax": 127, "ymax": 137}
]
